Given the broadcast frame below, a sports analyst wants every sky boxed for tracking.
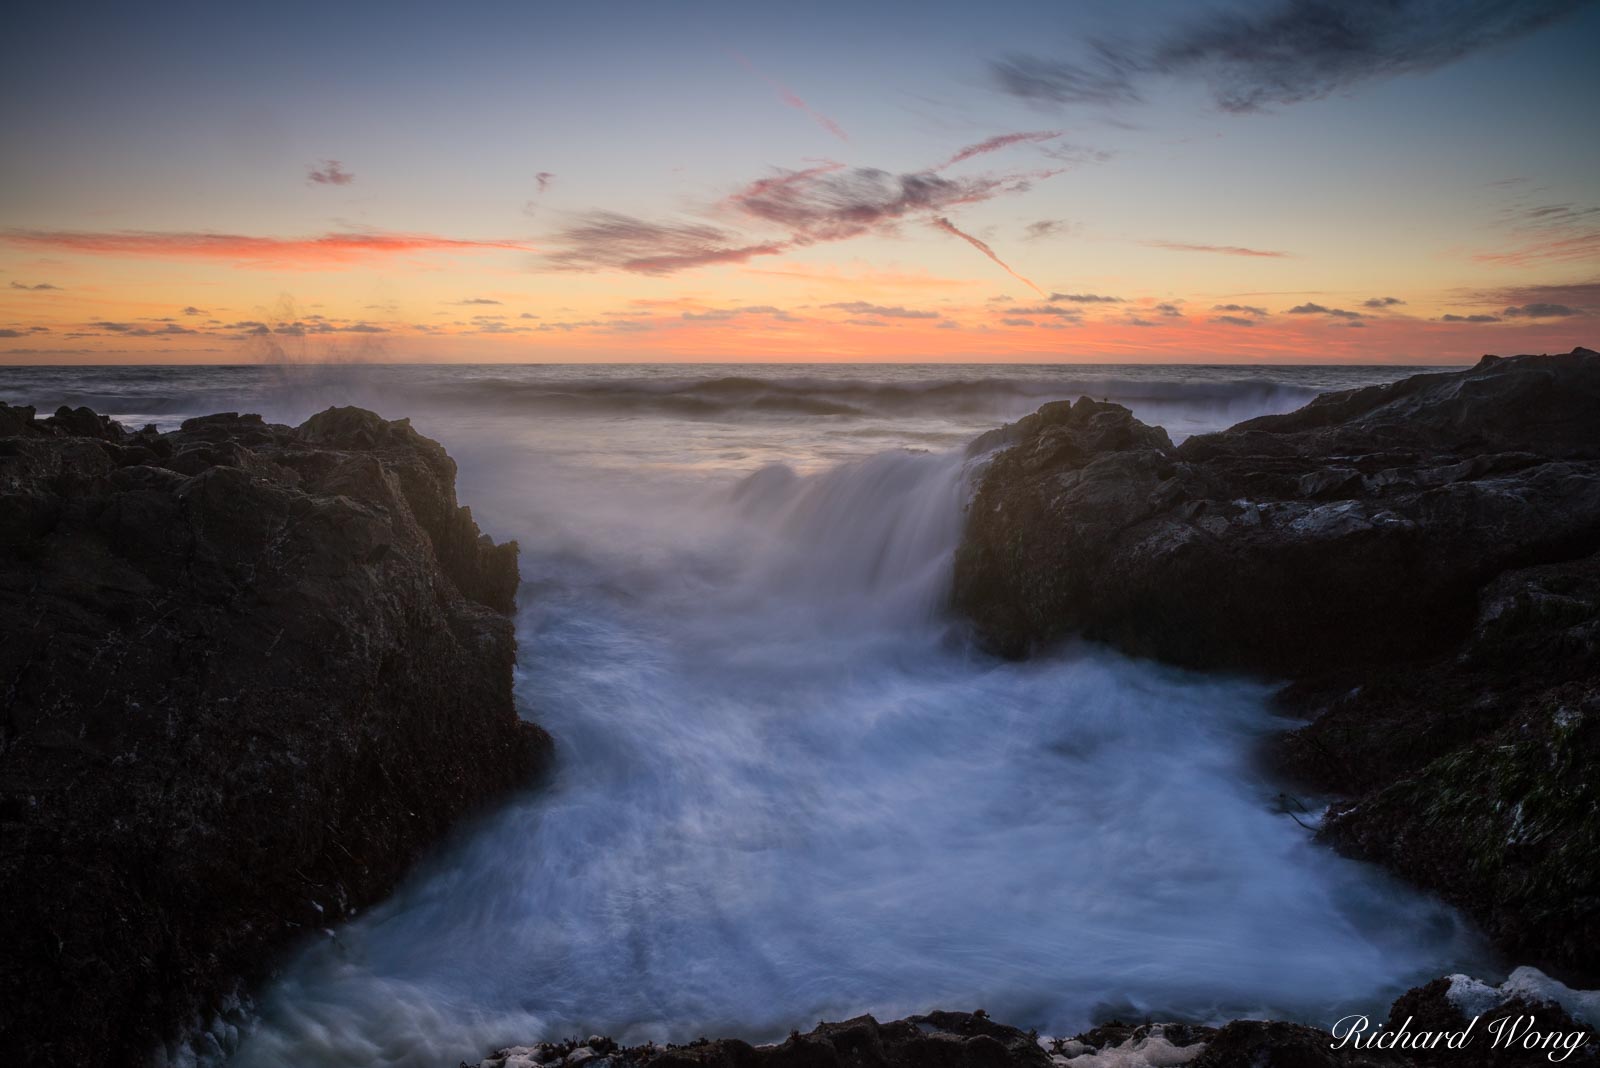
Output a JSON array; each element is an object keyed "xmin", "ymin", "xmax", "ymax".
[{"xmin": 2, "ymin": 0, "xmax": 1597, "ymax": 364}]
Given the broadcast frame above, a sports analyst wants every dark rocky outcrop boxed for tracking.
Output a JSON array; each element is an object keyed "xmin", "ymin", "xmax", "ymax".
[
  {"xmin": 0, "ymin": 403, "xmax": 551, "ymax": 1061},
  {"xmin": 465, "ymin": 979, "xmax": 1596, "ymax": 1066},
  {"xmin": 954, "ymin": 348, "xmax": 1600, "ymax": 676},
  {"xmin": 951, "ymin": 348, "xmax": 1600, "ymax": 973},
  {"xmin": 1278, "ymin": 551, "xmax": 1600, "ymax": 974}
]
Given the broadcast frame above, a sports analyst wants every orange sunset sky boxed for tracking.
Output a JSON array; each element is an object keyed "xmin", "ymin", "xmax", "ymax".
[{"xmin": 3, "ymin": 1, "xmax": 1597, "ymax": 364}]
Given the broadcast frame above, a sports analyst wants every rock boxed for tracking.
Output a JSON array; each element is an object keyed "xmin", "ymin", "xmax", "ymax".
[
  {"xmin": 0, "ymin": 403, "xmax": 552, "ymax": 1062},
  {"xmin": 462, "ymin": 980, "xmax": 1596, "ymax": 1068},
  {"xmin": 950, "ymin": 349, "xmax": 1600, "ymax": 971},
  {"xmin": 469, "ymin": 1012, "xmax": 1053, "ymax": 1067},
  {"xmin": 953, "ymin": 348, "xmax": 1600, "ymax": 677},
  {"xmin": 1275, "ymin": 551, "xmax": 1600, "ymax": 971}
]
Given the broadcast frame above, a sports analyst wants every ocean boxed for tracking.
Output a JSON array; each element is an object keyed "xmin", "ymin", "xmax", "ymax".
[{"xmin": 0, "ymin": 363, "xmax": 1490, "ymax": 1066}]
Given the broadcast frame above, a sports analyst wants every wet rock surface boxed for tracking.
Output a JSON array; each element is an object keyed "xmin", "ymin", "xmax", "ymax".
[
  {"xmin": 1279, "ymin": 550, "xmax": 1600, "ymax": 974},
  {"xmin": 0, "ymin": 403, "xmax": 550, "ymax": 1061},
  {"xmin": 953, "ymin": 347, "xmax": 1600, "ymax": 677},
  {"xmin": 464, "ymin": 981, "xmax": 1597, "ymax": 1067},
  {"xmin": 952, "ymin": 348, "xmax": 1600, "ymax": 973}
]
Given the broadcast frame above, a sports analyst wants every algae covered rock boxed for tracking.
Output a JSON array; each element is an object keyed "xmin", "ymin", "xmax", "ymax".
[{"xmin": 0, "ymin": 403, "xmax": 551, "ymax": 1061}]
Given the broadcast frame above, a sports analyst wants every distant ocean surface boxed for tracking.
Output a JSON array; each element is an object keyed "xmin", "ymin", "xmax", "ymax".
[
  {"xmin": 0, "ymin": 363, "xmax": 1487, "ymax": 1068},
  {"xmin": 0, "ymin": 361, "xmax": 1443, "ymax": 473}
]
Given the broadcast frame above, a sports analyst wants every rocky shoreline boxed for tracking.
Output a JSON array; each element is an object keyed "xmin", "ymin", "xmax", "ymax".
[
  {"xmin": 954, "ymin": 347, "xmax": 1600, "ymax": 977},
  {"xmin": 0, "ymin": 404, "xmax": 550, "ymax": 1061},
  {"xmin": 459, "ymin": 349, "xmax": 1599, "ymax": 1065},
  {"xmin": 3, "ymin": 350, "xmax": 1596, "ymax": 1064},
  {"xmin": 465, "ymin": 972, "xmax": 1597, "ymax": 1066}
]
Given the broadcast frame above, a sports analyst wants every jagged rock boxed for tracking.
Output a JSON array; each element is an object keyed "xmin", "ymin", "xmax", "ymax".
[
  {"xmin": 1276, "ymin": 551, "xmax": 1600, "ymax": 971},
  {"xmin": 951, "ymin": 348, "xmax": 1600, "ymax": 972},
  {"xmin": 473, "ymin": 1012, "xmax": 1053, "ymax": 1067},
  {"xmin": 953, "ymin": 348, "xmax": 1600, "ymax": 677},
  {"xmin": 465, "ymin": 978, "xmax": 1597, "ymax": 1068},
  {"xmin": 0, "ymin": 403, "xmax": 551, "ymax": 1062}
]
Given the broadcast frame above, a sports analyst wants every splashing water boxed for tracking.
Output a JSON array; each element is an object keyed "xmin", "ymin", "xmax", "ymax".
[{"xmin": 0, "ymin": 363, "xmax": 1484, "ymax": 1066}]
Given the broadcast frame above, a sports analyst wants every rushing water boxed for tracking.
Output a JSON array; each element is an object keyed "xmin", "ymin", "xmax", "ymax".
[{"xmin": 0, "ymin": 363, "xmax": 1488, "ymax": 1066}]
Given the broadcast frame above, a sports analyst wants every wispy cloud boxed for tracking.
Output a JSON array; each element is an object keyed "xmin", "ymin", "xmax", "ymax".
[
  {"xmin": 536, "ymin": 172, "xmax": 554, "ymax": 194},
  {"xmin": 1051, "ymin": 292, "xmax": 1122, "ymax": 303},
  {"xmin": 1464, "ymin": 280, "xmax": 1600, "ymax": 310},
  {"xmin": 682, "ymin": 305, "xmax": 798, "ymax": 322},
  {"xmin": 1213, "ymin": 315, "xmax": 1257, "ymax": 326},
  {"xmin": 735, "ymin": 166, "xmax": 1026, "ymax": 242},
  {"xmin": 1287, "ymin": 302, "xmax": 1363, "ymax": 318},
  {"xmin": 931, "ymin": 217, "xmax": 1044, "ymax": 296},
  {"xmin": 2, "ymin": 228, "xmax": 534, "ymax": 268},
  {"xmin": 734, "ymin": 52, "xmax": 849, "ymax": 143},
  {"xmin": 1145, "ymin": 240, "xmax": 1291, "ymax": 257},
  {"xmin": 450, "ymin": 297, "xmax": 503, "ymax": 305},
  {"xmin": 1502, "ymin": 302, "xmax": 1579, "ymax": 318},
  {"xmin": 307, "ymin": 160, "xmax": 354, "ymax": 185},
  {"xmin": 1362, "ymin": 296, "xmax": 1405, "ymax": 308},
  {"xmin": 1005, "ymin": 304, "xmax": 1082, "ymax": 318},
  {"xmin": 1024, "ymin": 220, "xmax": 1067, "ymax": 240},
  {"xmin": 991, "ymin": 0, "xmax": 1588, "ymax": 113},
  {"xmin": 1441, "ymin": 313, "xmax": 1502, "ymax": 323},
  {"xmin": 939, "ymin": 130, "xmax": 1061, "ymax": 168},
  {"xmin": 823, "ymin": 301, "xmax": 942, "ymax": 319},
  {"xmin": 1472, "ymin": 229, "xmax": 1600, "ymax": 267},
  {"xmin": 1212, "ymin": 303, "xmax": 1268, "ymax": 316},
  {"xmin": 552, "ymin": 158, "xmax": 1058, "ymax": 282},
  {"xmin": 546, "ymin": 213, "xmax": 788, "ymax": 274},
  {"xmin": 8, "ymin": 280, "xmax": 60, "ymax": 291}
]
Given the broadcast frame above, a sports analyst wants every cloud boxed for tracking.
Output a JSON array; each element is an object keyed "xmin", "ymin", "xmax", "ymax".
[
  {"xmin": 931, "ymin": 217, "xmax": 1044, "ymax": 296},
  {"xmin": 991, "ymin": 0, "xmax": 1588, "ymax": 113},
  {"xmin": 451, "ymin": 297, "xmax": 503, "ymax": 305},
  {"xmin": 0, "ymin": 329, "xmax": 23, "ymax": 338},
  {"xmin": 682, "ymin": 305, "xmax": 798, "ymax": 322},
  {"xmin": 1212, "ymin": 303, "xmax": 1268, "ymax": 316},
  {"xmin": 1213, "ymin": 315, "xmax": 1257, "ymax": 326},
  {"xmin": 734, "ymin": 52, "xmax": 849, "ymax": 143},
  {"xmin": 8, "ymin": 281, "xmax": 59, "ymax": 291},
  {"xmin": 546, "ymin": 213, "xmax": 789, "ymax": 274},
  {"xmin": 1363, "ymin": 296, "xmax": 1405, "ymax": 307},
  {"xmin": 1154, "ymin": 302, "xmax": 1184, "ymax": 317},
  {"xmin": 735, "ymin": 166, "xmax": 1027, "ymax": 243},
  {"xmin": 181, "ymin": 305, "xmax": 207, "ymax": 315},
  {"xmin": 940, "ymin": 131, "xmax": 1062, "ymax": 168},
  {"xmin": 1473, "ymin": 229, "xmax": 1600, "ymax": 266},
  {"xmin": 1, "ymin": 229, "xmax": 533, "ymax": 268},
  {"xmin": 1467, "ymin": 281, "xmax": 1600, "ymax": 311},
  {"xmin": 90, "ymin": 321, "xmax": 195, "ymax": 337},
  {"xmin": 1440, "ymin": 313, "xmax": 1502, "ymax": 323},
  {"xmin": 536, "ymin": 172, "xmax": 554, "ymax": 194},
  {"xmin": 307, "ymin": 160, "xmax": 354, "ymax": 186},
  {"xmin": 1146, "ymin": 240, "xmax": 1290, "ymax": 257},
  {"xmin": 1000, "ymin": 317, "xmax": 1037, "ymax": 327},
  {"xmin": 1024, "ymin": 220, "xmax": 1066, "ymax": 240},
  {"xmin": 1502, "ymin": 303, "xmax": 1578, "ymax": 318},
  {"xmin": 551, "ymin": 156, "xmax": 1061, "ymax": 279},
  {"xmin": 1051, "ymin": 292, "xmax": 1123, "ymax": 303},
  {"xmin": 1005, "ymin": 305, "xmax": 1082, "ymax": 318},
  {"xmin": 1286, "ymin": 302, "xmax": 1363, "ymax": 318},
  {"xmin": 823, "ymin": 301, "xmax": 941, "ymax": 320}
]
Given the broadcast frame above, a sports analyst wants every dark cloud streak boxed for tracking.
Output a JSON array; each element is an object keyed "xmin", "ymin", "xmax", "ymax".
[{"xmin": 991, "ymin": 0, "xmax": 1589, "ymax": 113}]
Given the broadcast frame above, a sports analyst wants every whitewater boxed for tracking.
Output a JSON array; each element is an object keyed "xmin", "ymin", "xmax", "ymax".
[{"xmin": 0, "ymin": 363, "xmax": 1489, "ymax": 1066}]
